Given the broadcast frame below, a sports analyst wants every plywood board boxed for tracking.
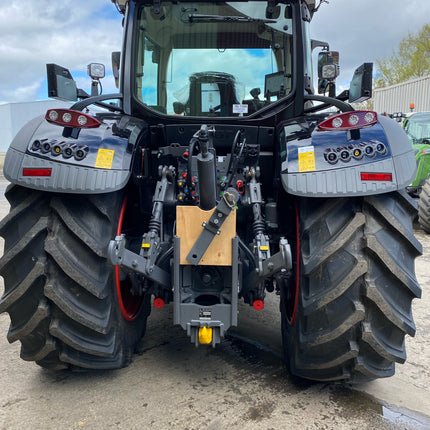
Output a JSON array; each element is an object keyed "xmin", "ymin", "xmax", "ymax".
[{"xmin": 176, "ymin": 206, "xmax": 236, "ymax": 266}]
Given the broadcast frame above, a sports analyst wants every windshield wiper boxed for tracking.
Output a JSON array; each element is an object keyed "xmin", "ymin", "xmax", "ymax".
[{"xmin": 188, "ymin": 14, "xmax": 277, "ymax": 23}]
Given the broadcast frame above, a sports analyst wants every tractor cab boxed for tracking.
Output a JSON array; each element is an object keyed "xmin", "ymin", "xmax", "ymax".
[{"xmin": 129, "ymin": 1, "xmax": 297, "ymax": 118}]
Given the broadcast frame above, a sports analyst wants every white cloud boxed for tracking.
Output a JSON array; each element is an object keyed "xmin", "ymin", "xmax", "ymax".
[
  {"xmin": 0, "ymin": 0, "xmax": 122, "ymax": 102},
  {"xmin": 2, "ymin": 0, "xmax": 430, "ymax": 103},
  {"xmin": 1, "ymin": 81, "xmax": 43, "ymax": 103},
  {"xmin": 310, "ymin": 0, "xmax": 430, "ymax": 89}
]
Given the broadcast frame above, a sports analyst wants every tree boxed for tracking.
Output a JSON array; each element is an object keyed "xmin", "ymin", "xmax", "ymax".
[{"xmin": 375, "ymin": 23, "xmax": 430, "ymax": 88}]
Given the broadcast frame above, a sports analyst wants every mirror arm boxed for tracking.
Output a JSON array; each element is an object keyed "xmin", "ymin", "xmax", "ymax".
[
  {"xmin": 71, "ymin": 93, "xmax": 124, "ymax": 113},
  {"xmin": 304, "ymin": 94, "xmax": 354, "ymax": 114},
  {"xmin": 336, "ymin": 90, "xmax": 349, "ymax": 102},
  {"xmin": 77, "ymin": 89, "xmax": 90, "ymax": 99},
  {"xmin": 311, "ymin": 39, "xmax": 329, "ymax": 52}
]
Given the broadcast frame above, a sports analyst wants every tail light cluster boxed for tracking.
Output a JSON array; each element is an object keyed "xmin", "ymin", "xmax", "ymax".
[
  {"xmin": 318, "ymin": 111, "xmax": 378, "ymax": 131},
  {"xmin": 31, "ymin": 139, "xmax": 89, "ymax": 161},
  {"xmin": 45, "ymin": 109, "xmax": 101, "ymax": 129}
]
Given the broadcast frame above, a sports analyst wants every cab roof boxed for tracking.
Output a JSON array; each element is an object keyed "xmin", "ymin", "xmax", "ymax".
[{"xmin": 112, "ymin": 0, "xmax": 318, "ymax": 16}]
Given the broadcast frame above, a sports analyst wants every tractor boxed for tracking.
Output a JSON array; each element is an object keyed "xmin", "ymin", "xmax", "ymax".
[
  {"xmin": 402, "ymin": 112, "xmax": 430, "ymax": 233},
  {"xmin": 0, "ymin": 0, "xmax": 422, "ymax": 382}
]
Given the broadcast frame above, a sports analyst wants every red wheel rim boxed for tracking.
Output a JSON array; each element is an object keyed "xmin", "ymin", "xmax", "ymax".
[
  {"xmin": 286, "ymin": 201, "xmax": 300, "ymax": 325},
  {"xmin": 115, "ymin": 196, "xmax": 145, "ymax": 321}
]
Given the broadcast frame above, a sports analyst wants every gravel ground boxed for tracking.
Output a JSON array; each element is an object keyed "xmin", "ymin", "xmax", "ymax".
[{"xmin": 0, "ymin": 179, "xmax": 429, "ymax": 430}]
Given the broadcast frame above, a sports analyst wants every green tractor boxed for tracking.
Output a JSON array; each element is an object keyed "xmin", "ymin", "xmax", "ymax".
[{"xmin": 402, "ymin": 112, "xmax": 430, "ymax": 232}]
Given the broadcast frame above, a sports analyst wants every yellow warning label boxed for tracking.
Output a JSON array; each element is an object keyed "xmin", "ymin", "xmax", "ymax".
[
  {"xmin": 298, "ymin": 146, "xmax": 316, "ymax": 172},
  {"xmin": 95, "ymin": 149, "xmax": 115, "ymax": 169}
]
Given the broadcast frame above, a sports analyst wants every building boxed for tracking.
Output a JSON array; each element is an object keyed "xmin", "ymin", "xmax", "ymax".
[
  {"xmin": 373, "ymin": 75, "xmax": 430, "ymax": 114},
  {"xmin": 0, "ymin": 100, "xmax": 72, "ymax": 153}
]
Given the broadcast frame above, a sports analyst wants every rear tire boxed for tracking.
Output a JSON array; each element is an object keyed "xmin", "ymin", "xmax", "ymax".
[
  {"xmin": 280, "ymin": 191, "xmax": 422, "ymax": 382},
  {"xmin": 418, "ymin": 178, "xmax": 430, "ymax": 233},
  {"xmin": 0, "ymin": 185, "xmax": 150, "ymax": 370}
]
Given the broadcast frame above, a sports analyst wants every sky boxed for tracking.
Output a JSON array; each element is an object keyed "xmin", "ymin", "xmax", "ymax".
[{"xmin": 0, "ymin": 0, "xmax": 429, "ymax": 104}]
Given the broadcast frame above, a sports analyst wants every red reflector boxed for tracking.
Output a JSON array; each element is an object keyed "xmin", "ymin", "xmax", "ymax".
[
  {"xmin": 22, "ymin": 168, "xmax": 52, "ymax": 177},
  {"xmin": 361, "ymin": 172, "xmax": 392, "ymax": 181},
  {"xmin": 154, "ymin": 298, "xmax": 165, "ymax": 309},
  {"xmin": 45, "ymin": 109, "xmax": 101, "ymax": 129},
  {"xmin": 253, "ymin": 300, "xmax": 264, "ymax": 311}
]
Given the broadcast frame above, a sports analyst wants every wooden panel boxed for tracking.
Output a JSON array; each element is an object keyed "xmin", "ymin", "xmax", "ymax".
[{"xmin": 176, "ymin": 206, "xmax": 236, "ymax": 266}]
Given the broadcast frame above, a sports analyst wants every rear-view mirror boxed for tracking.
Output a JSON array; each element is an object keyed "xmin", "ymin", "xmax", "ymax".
[
  {"xmin": 112, "ymin": 51, "xmax": 121, "ymax": 88},
  {"xmin": 349, "ymin": 63, "xmax": 373, "ymax": 103},
  {"xmin": 46, "ymin": 64, "xmax": 78, "ymax": 101},
  {"xmin": 264, "ymin": 71, "xmax": 287, "ymax": 100}
]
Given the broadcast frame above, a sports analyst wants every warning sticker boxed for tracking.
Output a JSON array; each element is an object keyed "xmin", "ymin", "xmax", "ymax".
[
  {"xmin": 95, "ymin": 149, "xmax": 115, "ymax": 169},
  {"xmin": 232, "ymin": 104, "xmax": 249, "ymax": 114},
  {"xmin": 298, "ymin": 146, "xmax": 316, "ymax": 172}
]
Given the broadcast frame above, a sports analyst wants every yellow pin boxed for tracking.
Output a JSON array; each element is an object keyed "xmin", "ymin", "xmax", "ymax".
[{"xmin": 198, "ymin": 326, "xmax": 212, "ymax": 344}]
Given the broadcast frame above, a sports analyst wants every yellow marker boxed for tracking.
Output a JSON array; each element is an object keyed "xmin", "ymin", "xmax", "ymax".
[
  {"xmin": 95, "ymin": 148, "xmax": 115, "ymax": 169},
  {"xmin": 260, "ymin": 245, "xmax": 269, "ymax": 251},
  {"xmin": 141, "ymin": 243, "xmax": 151, "ymax": 249},
  {"xmin": 298, "ymin": 145, "xmax": 316, "ymax": 172},
  {"xmin": 198, "ymin": 326, "xmax": 212, "ymax": 344}
]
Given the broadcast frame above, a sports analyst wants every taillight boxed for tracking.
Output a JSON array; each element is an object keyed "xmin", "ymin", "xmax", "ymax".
[
  {"xmin": 22, "ymin": 168, "xmax": 52, "ymax": 177},
  {"xmin": 318, "ymin": 111, "xmax": 378, "ymax": 131},
  {"xmin": 45, "ymin": 109, "xmax": 101, "ymax": 128},
  {"xmin": 361, "ymin": 172, "xmax": 392, "ymax": 182}
]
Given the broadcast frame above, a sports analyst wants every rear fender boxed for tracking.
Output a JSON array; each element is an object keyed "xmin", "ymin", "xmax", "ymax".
[
  {"xmin": 280, "ymin": 115, "xmax": 417, "ymax": 197},
  {"xmin": 3, "ymin": 112, "xmax": 148, "ymax": 194}
]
